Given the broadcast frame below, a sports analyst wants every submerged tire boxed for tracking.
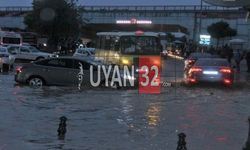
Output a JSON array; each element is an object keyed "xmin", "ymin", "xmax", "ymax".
[{"xmin": 28, "ymin": 77, "xmax": 45, "ymax": 87}]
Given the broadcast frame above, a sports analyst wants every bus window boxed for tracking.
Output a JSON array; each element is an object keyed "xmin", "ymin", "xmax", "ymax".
[
  {"xmin": 98, "ymin": 36, "xmax": 119, "ymax": 51},
  {"xmin": 3, "ymin": 37, "xmax": 21, "ymax": 45},
  {"xmin": 120, "ymin": 36, "xmax": 161, "ymax": 55}
]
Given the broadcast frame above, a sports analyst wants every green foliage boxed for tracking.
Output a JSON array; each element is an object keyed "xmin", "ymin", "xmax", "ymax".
[
  {"xmin": 207, "ymin": 21, "xmax": 237, "ymax": 47},
  {"xmin": 166, "ymin": 33, "xmax": 175, "ymax": 43},
  {"xmin": 24, "ymin": 0, "xmax": 81, "ymax": 49}
]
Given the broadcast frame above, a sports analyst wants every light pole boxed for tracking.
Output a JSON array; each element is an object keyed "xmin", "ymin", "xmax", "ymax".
[{"xmin": 199, "ymin": 0, "xmax": 203, "ymax": 38}]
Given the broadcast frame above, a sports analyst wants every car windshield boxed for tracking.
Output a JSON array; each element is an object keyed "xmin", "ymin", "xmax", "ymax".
[{"xmin": 189, "ymin": 53, "xmax": 212, "ymax": 58}]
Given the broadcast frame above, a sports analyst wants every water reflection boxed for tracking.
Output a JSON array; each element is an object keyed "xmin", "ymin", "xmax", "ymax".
[
  {"xmin": 146, "ymin": 103, "xmax": 161, "ymax": 128},
  {"xmin": 119, "ymin": 93, "xmax": 134, "ymax": 129}
]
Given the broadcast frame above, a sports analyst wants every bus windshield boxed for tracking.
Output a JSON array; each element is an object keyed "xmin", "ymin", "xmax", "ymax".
[
  {"xmin": 120, "ymin": 36, "xmax": 161, "ymax": 55},
  {"xmin": 3, "ymin": 37, "xmax": 21, "ymax": 45}
]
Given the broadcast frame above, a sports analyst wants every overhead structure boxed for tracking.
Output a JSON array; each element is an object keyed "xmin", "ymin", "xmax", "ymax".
[
  {"xmin": 204, "ymin": 0, "xmax": 250, "ymax": 21},
  {"xmin": 203, "ymin": 0, "xmax": 250, "ymax": 7}
]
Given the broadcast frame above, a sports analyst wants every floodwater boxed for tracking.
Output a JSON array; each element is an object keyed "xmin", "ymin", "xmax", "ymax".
[{"xmin": 0, "ymin": 58, "xmax": 250, "ymax": 150}]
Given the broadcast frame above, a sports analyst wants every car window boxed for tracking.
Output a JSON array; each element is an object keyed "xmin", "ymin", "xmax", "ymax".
[
  {"xmin": 29, "ymin": 46, "xmax": 40, "ymax": 52},
  {"xmin": 35, "ymin": 58, "xmax": 74, "ymax": 68},
  {"xmin": 77, "ymin": 49, "xmax": 89, "ymax": 55},
  {"xmin": 8, "ymin": 46, "xmax": 19, "ymax": 54},
  {"xmin": 82, "ymin": 51, "xmax": 89, "ymax": 55},
  {"xmin": 0, "ymin": 48, "xmax": 7, "ymax": 53},
  {"xmin": 20, "ymin": 47, "xmax": 30, "ymax": 53},
  {"xmin": 74, "ymin": 60, "xmax": 91, "ymax": 70},
  {"xmin": 189, "ymin": 53, "xmax": 212, "ymax": 59},
  {"xmin": 77, "ymin": 49, "xmax": 83, "ymax": 53}
]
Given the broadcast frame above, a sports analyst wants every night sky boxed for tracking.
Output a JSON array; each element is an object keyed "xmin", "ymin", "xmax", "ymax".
[{"xmin": 0, "ymin": 0, "xmax": 206, "ymax": 6}]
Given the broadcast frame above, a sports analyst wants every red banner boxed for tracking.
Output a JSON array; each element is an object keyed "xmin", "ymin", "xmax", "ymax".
[{"xmin": 139, "ymin": 56, "xmax": 161, "ymax": 94}]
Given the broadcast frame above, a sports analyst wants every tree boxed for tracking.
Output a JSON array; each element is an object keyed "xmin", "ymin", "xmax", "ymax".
[
  {"xmin": 24, "ymin": 0, "xmax": 82, "ymax": 50},
  {"xmin": 166, "ymin": 33, "xmax": 175, "ymax": 43},
  {"xmin": 207, "ymin": 21, "xmax": 237, "ymax": 48}
]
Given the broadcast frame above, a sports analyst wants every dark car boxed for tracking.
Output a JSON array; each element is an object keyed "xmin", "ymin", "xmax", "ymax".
[
  {"xmin": 184, "ymin": 52, "xmax": 213, "ymax": 72},
  {"xmin": 185, "ymin": 58, "xmax": 234, "ymax": 86},
  {"xmin": 15, "ymin": 57, "xmax": 136, "ymax": 88}
]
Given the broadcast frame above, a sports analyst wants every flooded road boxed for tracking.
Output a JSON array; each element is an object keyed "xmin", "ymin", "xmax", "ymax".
[{"xmin": 0, "ymin": 58, "xmax": 250, "ymax": 150}]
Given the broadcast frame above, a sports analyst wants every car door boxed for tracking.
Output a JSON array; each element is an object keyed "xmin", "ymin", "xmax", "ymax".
[
  {"xmin": 7, "ymin": 46, "xmax": 20, "ymax": 61},
  {"xmin": 38, "ymin": 58, "xmax": 74, "ymax": 85},
  {"xmin": 20, "ymin": 47, "xmax": 33, "ymax": 60}
]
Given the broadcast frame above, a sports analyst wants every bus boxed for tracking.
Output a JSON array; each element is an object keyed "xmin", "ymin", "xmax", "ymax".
[
  {"xmin": 95, "ymin": 31, "xmax": 162, "ymax": 67},
  {"xmin": 0, "ymin": 31, "xmax": 22, "ymax": 46},
  {"xmin": 19, "ymin": 32, "xmax": 38, "ymax": 47}
]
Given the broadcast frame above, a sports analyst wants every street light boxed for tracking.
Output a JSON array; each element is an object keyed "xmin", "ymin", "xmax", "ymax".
[{"xmin": 199, "ymin": 0, "xmax": 203, "ymax": 35}]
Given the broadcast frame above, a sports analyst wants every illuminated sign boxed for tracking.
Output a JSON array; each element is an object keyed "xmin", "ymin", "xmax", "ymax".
[
  {"xmin": 116, "ymin": 19, "xmax": 152, "ymax": 24},
  {"xmin": 199, "ymin": 35, "xmax": 211, "ymax": 45}
]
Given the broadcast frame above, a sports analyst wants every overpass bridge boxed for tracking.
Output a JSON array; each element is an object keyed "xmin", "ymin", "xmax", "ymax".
[{"xmin": 0, "ymin": 5, "xmax": 249, "ymax": 45}]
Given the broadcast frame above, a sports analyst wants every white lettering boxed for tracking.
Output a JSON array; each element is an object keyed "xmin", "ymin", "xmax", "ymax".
[
  {"xmin": 111, "ymin": 66, "xmax": 122, "ymax": 87},
  {"xmin": 90, "ymin": 65, "xmax": 101, "ymax": 87},
  {"xmin": 123, "ymin": 66, "xmax": 135, "ymax": 87},
  {"xmin": 102, "ymin": 65, "xmax": 112, "ymax": 86}
]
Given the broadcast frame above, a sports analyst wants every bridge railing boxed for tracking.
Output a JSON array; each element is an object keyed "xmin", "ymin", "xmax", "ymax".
[
  {"xmin": 0, "ymin": 6, "xmax": 32, "ymax": 12},
  {"xmin": 0, "ymin": 5, "xmax": 241, "ymax": 13},
  {"xmin": 80, "ymin": 5, "xmax": 241, "ymax": 12}
]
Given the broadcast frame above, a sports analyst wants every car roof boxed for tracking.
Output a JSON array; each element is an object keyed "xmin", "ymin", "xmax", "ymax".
[
  {"xmin": 76, "ymin": 48, "xmax": 91, "ymax": 52},
  {"xmin": 194, "ymin": 58, "xmax": 229, "ymax": 66},
  {"xmin": 45, "ymin": 56, "xmax": 100, "ymax": 64}
]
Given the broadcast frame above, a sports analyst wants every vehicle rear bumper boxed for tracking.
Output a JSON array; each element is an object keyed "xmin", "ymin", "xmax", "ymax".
[{"xmin": 15, "ymin": 73, "xmax": 27, "ymax": 84}]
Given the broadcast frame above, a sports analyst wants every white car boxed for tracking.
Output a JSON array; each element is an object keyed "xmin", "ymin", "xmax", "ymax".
[
  {"xmin": 73, "ymin": 48, "xmax": 95, "ymax": 59},
  {"xmin": 7, "ymin": 45, "xmax": 58, "ymax": 62},
  {"xmin": 0, "ymin": 47, "xmax": 15, "ymax": 72}
]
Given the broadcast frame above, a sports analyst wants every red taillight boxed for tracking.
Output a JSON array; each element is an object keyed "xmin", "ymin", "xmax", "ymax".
[
  {"xmin": 16, "ymin": 66, "xmax": 23, "ymax": 73},
  {"xmin": 188, "ymin": 60, "xmax": 195, "ymax": 64},
  {"xmin": 135, "ymin": 30, "xmax": 144, "ymax": 36},
  {"xmin": 189, "ymin": 78, "xmax": 197, "ymax": 83},
  {"xmin": 220, "ymin": 68, "xmax": 232, "ymax": 74},
  {"xmin": 224, "ymin": 79, "xmax": 232, "ymax": 85},
  {"xmin": 189, "ymin": 67, "xmax": 202, "ymax": 73}
]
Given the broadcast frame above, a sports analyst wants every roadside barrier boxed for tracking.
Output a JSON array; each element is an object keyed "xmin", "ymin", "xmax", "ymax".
[
  {"xmin": 57, "ymin": 116, "xmax": 67, "ymax": 140},
  {"xmin": 243, "ymin": 117, "xmax": 250, "ymax": 150},
  {"xmin": 177, "ymin": 133, "xmax": 187, "ymax": 150}
]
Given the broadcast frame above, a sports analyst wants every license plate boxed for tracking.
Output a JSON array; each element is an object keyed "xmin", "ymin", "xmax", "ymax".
[{"xmin": 203, "ymin": 71, "xmax": 218, "ymax": 75}]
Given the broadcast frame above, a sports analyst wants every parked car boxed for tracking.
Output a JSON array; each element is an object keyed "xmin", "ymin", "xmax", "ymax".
[
  {"xmin": 0, "ymin": 46, "xmax": 15, "ymax": 72},
  {"xmin": 161, "ymin": 50, "xmax": 168, "ymax": 58},
  {"xmin": 185, "ymin": 58, "xmax": 234, "ymax": 86},
  {"xmin": 73, "ymin": 48, "xmax": 95, "ymax": 59},
  {"xmin": 7, "ymin": 45, "xmax": 58, "ymax": 62},
  {"xmin": 184, "ymin": 52, "xmax": 213, "ymax": 73},
  {"xmin": 15, "ymin": 57, "xmax": 136, "ymax": 88}
]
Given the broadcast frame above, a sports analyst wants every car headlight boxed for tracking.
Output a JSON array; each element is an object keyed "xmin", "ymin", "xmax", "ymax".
[{"xmin": 122, "ymin": 58, "xmax": 130, "ymax": 65}]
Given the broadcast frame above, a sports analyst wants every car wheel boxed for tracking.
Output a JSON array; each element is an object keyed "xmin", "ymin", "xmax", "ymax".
[
  {"xmin": 36, "ymin": 57, "xmax": 44, "ymax": 61},
  {"xmin": 28, "ymin": 77, "xmax": 44, "ymax": 87}
]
